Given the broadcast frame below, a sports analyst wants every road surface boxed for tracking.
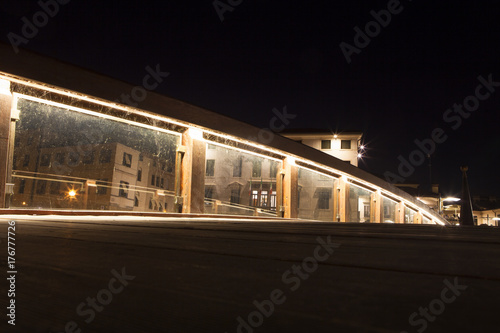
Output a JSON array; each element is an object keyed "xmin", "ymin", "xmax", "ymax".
[{"xmin": 1, "ymin": 215, "xmax": 499, "ymax": 332}]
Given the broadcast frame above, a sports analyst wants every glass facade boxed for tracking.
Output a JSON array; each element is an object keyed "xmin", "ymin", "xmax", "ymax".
[
  {"xmin": 204, "ymin": 143, "xmax": 280, "ymax": 216},
  {"xmin": 298, "ymin": 167, "xmax": 337, "ymax": 221},
  {"xmin": 405, "ymin": 207, "xmax": 416, "ymax": 224},
  {"xmin": 382, "ymin": 196, "xmax": 398, "ymax": 223},
  {"xmin": 11, "ymin": 97, "xmax": 180, "ymax": 212},
  {"xmin": 348, "ymin": 184, "xmax": 373, "ymax": 222},
  {"xmin": 0, "ymin": 74, "xmax": 446, "ymax": 225}
]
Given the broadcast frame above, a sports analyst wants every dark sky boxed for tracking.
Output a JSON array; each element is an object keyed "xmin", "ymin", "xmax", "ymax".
[{"xmin": 1, "ymin": 0, "xmax": 499, "ymax": 197}]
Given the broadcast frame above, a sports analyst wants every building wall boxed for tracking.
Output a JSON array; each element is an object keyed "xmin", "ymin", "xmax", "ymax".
[{"xmin": 282, "ymin": 133, "xmax": 362, "ymax": 167}]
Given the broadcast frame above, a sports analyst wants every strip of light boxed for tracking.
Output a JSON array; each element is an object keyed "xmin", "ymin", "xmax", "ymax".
[
  {"xmin": 205, "ymin": 140, "xmax": 283, "ymax": 163},
  {"xmin": 1, "ymin": 73, "xmax": 195, "ymax": 130}
]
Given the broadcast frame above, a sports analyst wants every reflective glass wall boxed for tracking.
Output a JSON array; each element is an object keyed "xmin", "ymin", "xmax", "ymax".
[
  {"xmin": 298, "ymin": 167, "xmax": 337, "ymax": 221},
  {"xmin": 405, "ymin": 207, "xmax": 416, "ymax": 224},
  {"xmin": 204, "ymin": 144, "xmax": 280, "ymax": 216},
  {"xmin": 382, "ymin": 196, "xmax": 398, "ymax": 223},
  {"xmin": 11, "ymin": 96, "xmax": 180, "ymax": 212},
  {"xmin": 348, "ymin": 183, "xmax": 373, "ymax": 222}
]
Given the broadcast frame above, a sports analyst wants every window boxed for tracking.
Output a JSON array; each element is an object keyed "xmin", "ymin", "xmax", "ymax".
[
  {"xmin": 122, "ymin": 152, "xmax": 132, "ymax": 167},
  {"xmin": 270, "ymin": 193, "xmax": 276, "ymax": 209},
  {"xmin": 231, "ymin": 188, "xmax": 240, "ymax": 204},
  {"xmin": 160, "ymin": 178, "xmax": 164, "ymax": 188},
  {"xmin": 18, "ymin": 179, "xmax": 25, "ymax": 194},
  {"xmin": 155, "ymin": 176, "xmax": 160, "ymax": 187},
  {"xmin": 205, "ymin": 186, "xmax": 214, "ymax": 199},
  {"xmin": 251, "ymin": 190, "xmax": 259, "ymax": 206},
  {"xmin": 83, "ymin": 150, "xmax": 95, "ymax": 165},
  {"xmin": 341, "ymin": 140, "xmax": 351, "ymax": 149},
  {"xmin": 36, "ymin": 180, "xmax": 47, "ymax": 195},
  {"xmin": 137, "ymin": 168, "xmax": 142, "ymax": 182},
  {"xmin": 55, "ymin": 152, "xmax": 65, "ymax": 165},
  {"xmin": 252, "ymin": 160, "xmax": 262, "ymax": 178},
  {"xmin": 134, "ymin": 196, "xmax": 139, "ymax": 207},
  {"xmin": 68, "ymin": 152, "xmax": 80, "ymax": 166},
  {"xmin": 206, "ymin": 159, "xmax": 215, "ymax": 177},
  {"xmin": 23, "ymin": 154, "xmax": 30, "ymax": 167},
  {"xmin": 119, "ymin": 181, "xmax": 129, "ymax": 198},
  {"xmin": 321, "ymin": 140, "xmax": 331, "ymax": 149},
  {"xmin": 139, "ymin": 154, "xmax": 143, "ymax": 162},
  {"xmin": 260, "ymin": 190, "xmax": 268, "ymax": 207},
  {"xmin": 233, "ymin": 157, "xmax": 242, "ymax": 177},
  {"xmin": 151, "ymin": 175, "xmax": 156, "ymax": 186},
  {"xmin": 317, "ymin": 189, "xmax": 330, "ymax": 209},
  {"xmin": 97, "ymin": 179, "xmax": 108, "ymax": 195},
  {"xmin": 40, "ymin": 153, "xmax": 51, "ymax": 167},
  {"xmin": 363, "ymin": 205, "xmax": 370, "ymax": 218},
  {"xmin": 99, "ymin": 148, "xmax": 112, "ymax": 163},
  {"xmin": 270, "ymin": 162, "xmax": 278, "ymax": 179},
  {"xmin": 50, "ymin": 182, "xmax": 61, "ymax": 195}
]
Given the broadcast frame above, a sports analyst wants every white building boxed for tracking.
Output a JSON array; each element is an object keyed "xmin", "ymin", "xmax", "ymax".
[{"xmin": 280, "ymin": 129, "xmax": 363, "ymax": 166}]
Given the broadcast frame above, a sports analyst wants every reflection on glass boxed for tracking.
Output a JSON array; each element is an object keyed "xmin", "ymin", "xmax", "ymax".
[
  {"xmin": 298, "ymin": 168, "xmax": 336, "ymax": 221},
  {"xmin": 348, "ymin": 184, "xmax": 372, "ymax": 222},
  {"xmin": 422, "ymin": 216, "xmax": 432, "ymax": 224},
  {"xmin": 204, "ymin": 144, "xmax": 280, "ymax": 216},
  {"xmin": 11, "ymin": 97, "xmax": 179, "ymax": 212},
  {"xmin": 405, "ymin": 207, "xmax": 416, "ymax": 224},
  {"xmin": 382, "ymin": 196, "xmax": 397, "ymax": 223}
]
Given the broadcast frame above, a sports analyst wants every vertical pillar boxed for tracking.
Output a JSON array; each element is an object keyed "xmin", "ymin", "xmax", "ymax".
[
  {"xmin": 396, "ymin": 202, "xmax": 405, "ymax": 224},
  {"xmin": 0, "ymin": 79, "xmax": 13, "ymax": 208},
  {"xmin": 332, "ymin": 179, "xmax": 339, "ymax": 222},
  {"xmin": 179, "ymin": 128, "xmax": 206, "ymax": 214},
  {"xmin": 282, "ymin": 157, "xmax": 298, "ymax": 219},
  {"xmin": 337, "ymin": 176, "xmax": 348, "ymax": 222},
  {"xmin": 371, "ymin": 190, "xmax": 382, "ymax": 223},
  {"xmin": 414, "ymin": 211, "xmax": 423, "ymax": 224}
]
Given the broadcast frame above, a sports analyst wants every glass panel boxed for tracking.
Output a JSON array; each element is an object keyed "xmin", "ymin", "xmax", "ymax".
[
  {"xmin": 204, "ymin": 144, "xmax": 280, "ymax": 217},
  {"xmin": 382, "ymin": 196, "xmax": 397, "ymax": 223},
  {"xmin": 11, "ymin": 97, "xmax": 180, "ymax": 212},
  {"xmin": 405, "ymin": 207, "xmax": 416, "ymax": 224},
  {"xmin": 348, "ymin": 184, "xmax": 372, "ymax": 222},
  {"xmin": 422, "ymin": 216, "xmax": 432, "ymax": 225},
  {"xmin": 298, "ymin": 167, "xmax": 337, "ymax": 221}
]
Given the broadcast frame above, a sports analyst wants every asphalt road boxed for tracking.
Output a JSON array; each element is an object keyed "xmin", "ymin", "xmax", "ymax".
[{"xmin": 1, "ymin": 215, "xmax": 499, "ymax": 333}]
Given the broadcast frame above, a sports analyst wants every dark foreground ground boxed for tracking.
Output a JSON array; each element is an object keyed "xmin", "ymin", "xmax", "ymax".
[{"xmin": 0, "ymin": 215, "xmax": 499, "ymax": 333}]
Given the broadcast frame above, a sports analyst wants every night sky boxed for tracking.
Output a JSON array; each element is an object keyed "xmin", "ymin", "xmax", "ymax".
[{"xmin": 1, "ymin": 0, "xmax": 499, "ymax": 197}]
